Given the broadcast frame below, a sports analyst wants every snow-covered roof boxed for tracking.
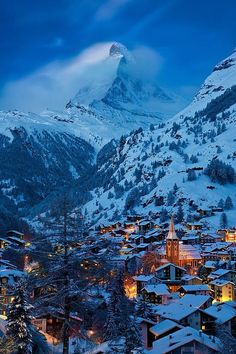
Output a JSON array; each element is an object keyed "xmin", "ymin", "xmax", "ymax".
[
  {"xmin": 0, "ymin": 269, "xmax": 24, "ymax": 278},
  {"xmin": 209, "ymin": 279, "xmax": 234, "ymax": 287},
  {"xmin": 143, "ymin": 284, "xmax": 170, "ymax": 295},
  {"xmin": 154, "ymin": 302, "xmax": 198, "ymax": 321},
  {"xmin": 204, "ymin": 304, "xmax": 236, "ymax": 323},
  {"xmin": 208, "ymin": 268, "xmax": 235, "ymax": 278},
  {"xmin": 8, "ymin": 236, "xmax": 25, "ymax": 244},
  {"xmin": 181, "ymin": 275, "xmax": 202, "ymax": 281},
  {"xmin": 179, "ymin": 294, "xmax": 212, "ymax": 308},
  {"xmin": 156, "ymin": 263, "xmax": 186, "ymax": 272},
  {"xmin": 154, "ymin": 294, "xmax": 212, "ymax": 321},
  {"xmin": 149, "ymin": 319, "xmax": 182, "ymax": 336},
  {"xmin": 133, "ymin": 275, "xmax": 154, "ymax": 282},
  {"xmin": 180, "ymin": 285, "xmax": 210, "ymax": 292},
  {"xmin": 158, "ymin": 244, "xmax": 201, "ymax": 260},
  {"xmin": 204, "ymin": 260, "xmax": 224, "ymax": 268},
  {"xmin": 149, "ymin": 326, "xmax": 220, "ymax": 354},
  {"xmin": 139, "ymin": 220, "xmax": 152, "ymax": 226}
]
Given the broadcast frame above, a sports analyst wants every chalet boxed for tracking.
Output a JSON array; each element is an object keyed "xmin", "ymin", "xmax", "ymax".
[
  {"xmin": 138, "ymin": 220, "xmax": 154, "ymax": 233},
  {"xmin": 141, "ymin": 284, "xmax": 170, "ymax": 304},
  {"xmin": 200, "ymin": 232, "xmax": 224, "ymax": 244},
  {"xmin": 149, "ymin": 327, "xmax": 220, "ymax": 354},
  {"xmin": 181, "ymin": 234, "xmax": 199, "ymax": 245},
  {"xmin": 210, "ymin": 207, "xmax": 223, "ymax": 213},
  {"xmin": 154, "ymin": 302, "xmax": 215, "ymax": 333},
  {"xmin": 133, "ymin": 274, "xmax": 159, "ymax": 295},
  {"xmin": 98, "ymin": 225, "xmax": 113, "ymax": 234},
  {"xmin": 197, "ymin": 208, "xmax": 213, "ymax": 217},
  {"xmin": 185, "ymin": 222, "xmax": 203, "ymax": 231},
  {"xmin": 7, "ymin": 230, "xmax": 25, "ymax": 240},
  {"xmin": 204, "ymin": 303, "xmax": 236, "ymax": 337},
  {"xmin": 127, "ymin": 214, "xmax": 144, "ymax": 223},
  {"xmin": 209, "ymin": 279, "xmax": 235, "ymax": 302},
  {"xmin": 120, "ymin": 244, "xmax": 135, "ymax": 255},
  {"xmin": 181, "ymin": 275, "xmax": 202, "ymax": 286},
  {"xmin": 135, "ymin": 243, "xmax": 151, "ymax": 253},
  {"xmin": 0, "ymin": 237, "xmax": 11, "ymax": 249},
  {"xmin": 32, "ymin": 311, "xmax": 82, "ymax": 341},
  {"xmin": 0, "ymin": 268, "xmax": 24, "ymax": 316},
  {"xmin": 132, "ymin": 235, "xmax": 145, "ymax": 245},
  {"xmin": 149, "ymin": 319, "xmax": 183, "ymax": 343},
  {"xmin": 226, "ymin": 229, "xmax": 236, "ymax": 242},
  {"xmin": 111, "ymin": 221, "xmax": 122, "ymax": 229},
  {"xmin": 179, "ymin": 284, "xmax": 211, "ymax": 296},
  {"xmin": 207, "ymin": 269, "xmax": 236, "ymax": 284},
  {"xmin": 155, "ymin": 263, "xmax": 187, "ymax": 291},
  {"xmin": 150, "ymin": 231, "xmax": 165, "ymax": 243}
]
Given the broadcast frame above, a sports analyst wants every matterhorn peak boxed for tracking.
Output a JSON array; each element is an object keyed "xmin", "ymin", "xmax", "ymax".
[{"xmin": 109, "ymin": 42, "xmax": 132, "ymax": 60}]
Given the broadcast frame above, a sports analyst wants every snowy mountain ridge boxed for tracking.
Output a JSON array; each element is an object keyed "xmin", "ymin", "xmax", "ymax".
[
  {"xmin": 82, "ymin": 49, "xmax": 236, "ymax": 229},
  {"xmin": 176, "ymin": 49, "xmax": 236, "ymax": 118}
]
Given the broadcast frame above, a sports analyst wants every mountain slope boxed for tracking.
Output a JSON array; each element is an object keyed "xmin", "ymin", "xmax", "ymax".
[
  {"xmin": 0, "ymin": 110, "xmax": 94, "ymax": 227},
  {"xmin": 82, "ymin": 50, "xmax": 236, "ymax": 228}
]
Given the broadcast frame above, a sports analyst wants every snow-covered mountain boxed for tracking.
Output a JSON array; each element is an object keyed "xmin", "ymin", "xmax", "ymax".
[
  {"xmin": 44, "ymin": 43, "xmax": 184, "ymax": 148},
  {"xmin": 0, "ymin": 42, "xmax": 184, "ymax": 227},
  {"xmin": 0, "ymin": 110, "xmax": 94, "ymax": 228},
  {"xmin": 83, "ymin": 49, "xmax": 236, "ymax": 228}
]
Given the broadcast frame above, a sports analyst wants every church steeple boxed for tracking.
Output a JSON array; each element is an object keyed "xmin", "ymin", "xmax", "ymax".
[
  {"xmin": 166, "ymin": 216, "xmax": 180, "ymax": 265},
  {"xmin": 167, "ymin": 216, "xmax": 179, "ymax": 240}
]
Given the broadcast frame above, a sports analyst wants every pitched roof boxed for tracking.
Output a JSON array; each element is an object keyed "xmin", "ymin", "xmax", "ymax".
[
  {"xmin": 149, "ymin": 327, "xmax": 220, "ymax": 354},
  {"xmin": 204, "ymin": 304, "xmax": 236, "ymax": 323},
  {"xmin": 180, "ymin": 285, "xmax": 211, "ymax": 292},
  {"xmin": 133, "ymin": 275, "xmax": 154, "ymax": 282},
  {"xmin": 156, "ymin": 263, "xmax": 186, "ymax": 273},
  {"xmin": 209, "ymin": 279, "xmax": 234, "ymax": 287},
  {"xmin": 143, "ymin": 284, "xmax": 170, "ymax": 295},
  {"xmin": 149, "ymin": 319, "xmax": 182, "ymax": 336}
]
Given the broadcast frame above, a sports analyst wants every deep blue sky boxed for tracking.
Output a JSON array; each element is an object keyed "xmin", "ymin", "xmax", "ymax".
[{"xmin": 0, "ymin": 0, "xmax": 236, "ymax": 110}]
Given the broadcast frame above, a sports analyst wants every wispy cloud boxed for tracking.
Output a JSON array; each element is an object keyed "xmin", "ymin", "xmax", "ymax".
[
  {"xmin": 0, "ymin": 41, "xmax": 163, "ymax": 113},
  {"xmin": 0, "ymin": 42, "xmax": 113, "ymax": 113}
]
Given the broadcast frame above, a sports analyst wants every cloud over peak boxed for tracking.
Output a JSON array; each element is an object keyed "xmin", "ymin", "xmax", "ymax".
[{"xmin": 0, "ymin": 42, "xmax": 162, "ymax": 113}]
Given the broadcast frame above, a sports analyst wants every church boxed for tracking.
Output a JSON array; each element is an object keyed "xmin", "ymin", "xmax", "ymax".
[{"xmin": 157, "ymin": 217, "xmax": 202, "ymax": 271}]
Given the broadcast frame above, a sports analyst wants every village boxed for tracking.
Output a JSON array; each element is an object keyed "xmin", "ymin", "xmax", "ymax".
[{"xmin": 0, "ymin": 208, "xmax": 236, "ymax": 353}]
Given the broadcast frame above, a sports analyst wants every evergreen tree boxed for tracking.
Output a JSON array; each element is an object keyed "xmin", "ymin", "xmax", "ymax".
[
  {"xmin": 7, "ymin": 280, "xmax": 33, "ymax": 354},
  {"xmin": 125, "ymin": 317, "xmax": 143, "ymax": 354},
  {"xmin": 216, "ymin": 324, "xmax": 236, "ymax": 354},
  {"xmin": 218, "ymin": 198, "xmax": 225, "ymax": 209},
  {"xmin": 167, "ymin": 191, "xmax": 175, "ymax": 206},
  {"xmin": 173, "ymin": 183, "xmax": 178, "ymax": 194},
  {"xmin": 187, "ymin": 170, "xmax": 197, "ymax": 181},
  {"xmin": 204, "ymin": 159, "xmax": 235, "ymax": 184},
  {"xmin": 103, "ymin": 269, "xmax": 128, "ymax": 341},
  {"xmin": 160, "ymin": 208, "xmax": 168, "ymax": 223},
  {"xmin": 176, "ymin": 205, "xmax": 184, "ymax": 223},
  {"xmin": 135, "ymin": 295, "xmax": 155, "ymax": 322},
  {"xmin": 220, "ymin": 212, "xmax": 228, "ymax": 228},
  {"xmin": 30, "ymin": 199, "xmax": 89, "ymax": 354},
  {"xmin": 224, "ymin": 196, "xmax": 233, "ymax": 210}
]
